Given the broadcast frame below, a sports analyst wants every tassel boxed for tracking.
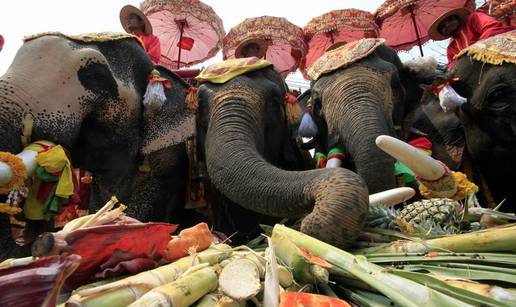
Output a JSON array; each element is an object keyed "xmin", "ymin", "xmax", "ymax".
[
  {"xmin": 325, "ymin": 147, "xmax": 345, "ymax": 168},
  {"xmin": 185, "ymin": 87, "xmax": 199, "ymax": 113},
  {"xmin": 143, "ymin": 69, "xmax": 171, "ymax": 111},
  {"xmin": 284, "ymin": 92, "xmax": 302, "ymax": 125},
  {"xmin": 298, "ymin": 103, "xmax": 318, "ymax": 138},
  {"xmin": 314, "ymin": 152, "xmax": 327, "ymax": 168}
]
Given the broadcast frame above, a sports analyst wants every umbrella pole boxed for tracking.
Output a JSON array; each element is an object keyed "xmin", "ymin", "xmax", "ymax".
[
  {"xmin": 177, "ymin": 21, "xmax": 185, "ymax": 69},
  {"xmin": 409, "ymin": 5, "xmax": 424, "ymax": 57}
]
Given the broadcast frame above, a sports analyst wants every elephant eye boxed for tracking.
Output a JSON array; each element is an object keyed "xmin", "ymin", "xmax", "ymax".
[{"xmin": 487, "ymin": 85, "xmax": 511, "ymax": 112}]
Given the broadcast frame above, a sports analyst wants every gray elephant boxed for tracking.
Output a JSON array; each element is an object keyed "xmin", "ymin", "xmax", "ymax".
[
  {"xmin": 0, "ymin": 32, "xmax": 195, "ymax": 259},
  {"xmin": 195, "ymin": 59, "xmax": 368, "ymax": 248},
  {"xmin": 305, "ymin": 39, "xmax": 436, "ymax": 194},
  {"xmin": 449, "ymin": 31, "xmax": 516, "ymax": 210}
]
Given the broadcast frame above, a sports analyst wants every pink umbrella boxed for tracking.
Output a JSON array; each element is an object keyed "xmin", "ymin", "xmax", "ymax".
[
  {"xmin": 301, "ymin": 9, "xmax": 379, "ymax": 78},
  {"xmin": 375, "ymin": 0, "xmax": 475, "ymax": 56},
  {"xmin": 0, "ymin": 35, "xmax": 4, "ymax": 52},
  {"xmin": 223, "ymin": 16, "xmax": 307, "ymax": 77},
  {"xmin": 140, "ymin": 0, "xmax": 225, "ymax": 69}
]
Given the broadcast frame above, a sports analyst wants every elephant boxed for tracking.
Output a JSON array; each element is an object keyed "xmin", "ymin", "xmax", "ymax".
[
  {"xmin": 0, "ymin": 32, "xmax": 196, "ymax": 259},
  {"xmin": 306, "ymin": 40, "xmax": 437, "ymax": 194},
  {"xmin": 449, "ymin": 31, "xmax": 516, "ymax": 211},
  {"xmin": 195, "ymin": 61, "xmax": 368, "ymax": 248}
]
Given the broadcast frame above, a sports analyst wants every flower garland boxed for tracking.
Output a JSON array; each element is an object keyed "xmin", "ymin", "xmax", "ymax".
[{"xmin": 0, "ymin": 152, "xmax": 26, "ymax": 195}]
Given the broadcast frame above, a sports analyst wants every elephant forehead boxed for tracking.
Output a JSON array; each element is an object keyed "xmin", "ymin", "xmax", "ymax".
[
  {"xmin": 455, "ymin": 30, "xmax": 516, "ymax": 66},
  {"xmin": 307, "ymin": 38, "xmax": 385, "ymax": 80}
]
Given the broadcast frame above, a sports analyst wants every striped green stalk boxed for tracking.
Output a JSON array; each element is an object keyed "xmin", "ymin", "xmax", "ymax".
[
  {"xmin": 272, "ymin": 224, "xmax": 474, "ymax": 307},
  {"xmin": 356, "ymin": 224, "xmax": 516, "ymax": 254},
  {"xmin": 386, "ymin": 263, "xmax": 516, "ymax": 285},
  {"xmin": 67, "ymin": 244, "xmax": 231, "ymax": 307},
  {"xmin": 366, "ymin": 252, "xmax": 516, "ymax": 267},
  {"xmin": 128, "ymin": 267, "xmax": 218, "ymax": 307}
]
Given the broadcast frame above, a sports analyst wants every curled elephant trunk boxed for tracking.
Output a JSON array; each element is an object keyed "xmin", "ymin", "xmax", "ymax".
[
  {"xmin": 321, "ymin": 69, "xmax": 397, "ymax": 193},
  {"xmin": 204, "ymin": 86, "xmax": 368, "ymax": 248}
]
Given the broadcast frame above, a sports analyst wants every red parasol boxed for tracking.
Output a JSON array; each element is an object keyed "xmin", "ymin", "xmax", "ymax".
[
  {"xmin": 223, "ymin": 16, "xmax": 307, "ymax": 77},
  {"xmin": 375, "ymin": 0, "xmax": 475, "ymax": 56},
  {"xmin": 477, "ymin": 0, "xmax": 516, "ymax": 26},
  {"xmin": 140, "ymin": 0, "xmax": 225, "ymax": 69},
  {"xmin": 0, "ymin": 35, "xmax": 4, "ymax": 52},
  {"xmin": 301, "ymin": 9, "xmax": 379, "ymax": 78}
]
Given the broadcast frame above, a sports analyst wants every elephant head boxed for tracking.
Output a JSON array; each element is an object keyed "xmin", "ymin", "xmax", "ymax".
[
  {"xmin": 196, "ymin": 59, "xmax": 368, "ymax": 248},
  {"xmin": 307, "ymin": 39, "xmax": 435, "ymax": 193},
  {"xmin": 451, "ymin": 31, "xmax": 516, "ymax": 209},
  {"xmin": 0, "ymin": 33, "xmax": 194, "ymax": 258}
]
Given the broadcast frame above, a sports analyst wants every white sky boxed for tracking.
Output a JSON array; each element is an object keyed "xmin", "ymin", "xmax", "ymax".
[{"xmin": 0, "ymin": 0, "xmax": 450, "ymax": 90}]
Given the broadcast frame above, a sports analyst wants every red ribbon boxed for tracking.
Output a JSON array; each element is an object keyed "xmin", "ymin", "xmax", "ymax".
[{"xmin": 432, "ymin": 77, "xmax": 459, "ymax": 95}]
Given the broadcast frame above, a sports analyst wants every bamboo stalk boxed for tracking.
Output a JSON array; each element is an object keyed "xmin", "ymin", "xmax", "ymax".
[
  {"xmin": 128, "ymin": 267, "xmax": 218, "ymax": 307},
  {"xmin": 357, "ymin": 225, "xmax": 516, "ymax": 254},
  {"xmin": 272, "ymin": 232, "xmax": 329, "ymax": 284},
  {"xmin": 272, "ymin": 225, "xmax": 474, "ymax": 307},
  {"xmin": 66, "ymin": 244, "xmax": 231, "ymax": 307}
]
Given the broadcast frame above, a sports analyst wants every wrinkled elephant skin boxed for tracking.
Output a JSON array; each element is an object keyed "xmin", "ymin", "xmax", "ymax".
[
  {"xmin": 0, "ymin": 34, "xmax": 194, "ymax": 259},
  {"xmin": 197, "ymin": 68, "xmax": 369, "ymax": 248},
  {"xmin": 453, "ymin": 57, "xmax": 516, "ymax": 210}
]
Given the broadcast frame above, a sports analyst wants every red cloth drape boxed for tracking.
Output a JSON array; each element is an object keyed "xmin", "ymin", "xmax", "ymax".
[
  {"xmin": 138, "ymin": 33, "xmax": 161, "ymax": 64},
  {"xmin": 447, "ymin": 12, "xmax": 515, "ymax": 67}
]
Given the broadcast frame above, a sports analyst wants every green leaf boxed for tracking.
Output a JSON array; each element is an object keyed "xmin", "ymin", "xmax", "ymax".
[
  {"xmin": 391, "ymin": 270, "xmax": 512, "ymax": 307},
  {"xmin": 391, "ymin": 264, "xmax": 516, "ymax": 285}
]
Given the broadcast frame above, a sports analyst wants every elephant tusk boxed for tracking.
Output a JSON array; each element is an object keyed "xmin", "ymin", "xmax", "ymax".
[
  {"xmin": 369, "ymin": 187, "xmax": 415, "ymax": 207},
  {"xmin": 375, "ymin": 135, "xmax": 445, "ymax": 181},
  {"xmin": 0, "ymin": 141, "xmax": 55, "ymax": 187}
]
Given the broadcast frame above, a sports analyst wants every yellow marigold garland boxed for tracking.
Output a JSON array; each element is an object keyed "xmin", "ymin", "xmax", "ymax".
[
  {"xmin": 0, "ymin": 152, "xmax": 26, "ymax": 195},
  {"xmin": 0, "ymin": 202, "xmax": 22, "ymax": 215},
  {"xmin": 419, "ymin": 171, "xmax": 479, "ymax": 201}
]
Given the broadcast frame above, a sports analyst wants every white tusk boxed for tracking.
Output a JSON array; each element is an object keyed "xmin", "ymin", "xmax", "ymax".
[
  {"xmin": 375, "ymin": 135, "xmax": 445, "ymax": 181},
  {"xmin": 369, "ymin": 187, "xmax": 416, "ymax": 206},
  {"xmin": 0, "ymin": 141, "xmax": 55, "ymax": 187}
]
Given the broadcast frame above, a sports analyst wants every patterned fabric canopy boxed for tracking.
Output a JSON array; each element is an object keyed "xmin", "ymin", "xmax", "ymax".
[
  {"xmin": 307, "ymin": 38, "xmax": 386, "ymax": 80},
  {"xmin": 301, "ymin": 9, "xmax": 379, "ymax": 79},
  {"xmin": 375, "ymin": 0, "xmax": 474, "ymax": 54},
  {"xmin": 140, "ymin": 0, "xmax": 225, "ymax": 69},
  {"xmin": 477, "ymin": 0, "xmax": 515, "ymax": 26},
  {"xmin": 455, "ymin": 29, "xmax": 516, "ymax": 65},
  {"xmin": 223, "ymin": 16, "xmax": 306, "ymax": 77}
]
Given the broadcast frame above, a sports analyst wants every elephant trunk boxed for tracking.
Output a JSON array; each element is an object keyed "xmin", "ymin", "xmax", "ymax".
[
  {"xmin": 322, "ymin": 69, "xmax": 397, "ymax": 193},
  {"xmin": 205, "ymin": 86, "xmax": 368, "ymax": 248}
]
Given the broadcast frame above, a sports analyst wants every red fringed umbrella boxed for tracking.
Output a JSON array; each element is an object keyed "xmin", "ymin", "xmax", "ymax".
[
  {"xmin": 301, "ymin": 9, "xmax": 379, "ymax": 78},
  {"xmin": 375, "ymin": 0, "xmax": 475, "ymax": 56},
  {"xmin": 477, "ymin": 0, "xmax": 516, "ymax": 26},
  {"xmin": 223, "ymin": 16, "xmax": 307, "ymax": 77},
  {"xmin": 140, "ymin": 0, "xmax": 225, "ymax": 69}
]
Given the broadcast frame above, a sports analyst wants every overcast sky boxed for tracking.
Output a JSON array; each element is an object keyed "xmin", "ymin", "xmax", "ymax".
[{"xmin": 0, "ymin": 0, "xmax": 450, "ymax": 89}]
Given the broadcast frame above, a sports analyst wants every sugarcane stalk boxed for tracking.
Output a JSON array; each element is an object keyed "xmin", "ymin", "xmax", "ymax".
[
  {"xmin": 195, "ymin": 293, "xmax": 219, "ymax": 307},
  {"xmin": 271, "ymin": 232, "xmax": 329, "ymax": 284},
  {"xmin": 357, "ymin": 224, "xmax": 516, "ymax": 254},
  {"xmin": 128, "ymin": 267, "xmax": 218, "ymax": 307},
  {"xmin": 219, "ymin": 258, "xmax": 262, "ymax": 301},
  {"xmin": 67, "ymin": 244, "xmax": 231, "ymax": 307},
  {"xmin": 272, "ymin": 224, "xmax": 474, "ymax": 307}
]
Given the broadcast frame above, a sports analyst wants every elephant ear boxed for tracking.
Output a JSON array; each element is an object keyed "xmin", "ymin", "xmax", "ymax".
[{"xmin": 141, "ymin": 66, "xmax": 196, "ymax": 155}]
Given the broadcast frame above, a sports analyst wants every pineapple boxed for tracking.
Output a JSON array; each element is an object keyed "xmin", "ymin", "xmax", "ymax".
[
  {"xmin": 397, "ymin": 198, "xmax": 464, "ymax": 234},
  {"xmin": 364, "ymin": 205, "xmax": 399, "ymax": 230},
  {"xmin": 365, "ymin": 198, "xmax": 464, "ymax": 235}
]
